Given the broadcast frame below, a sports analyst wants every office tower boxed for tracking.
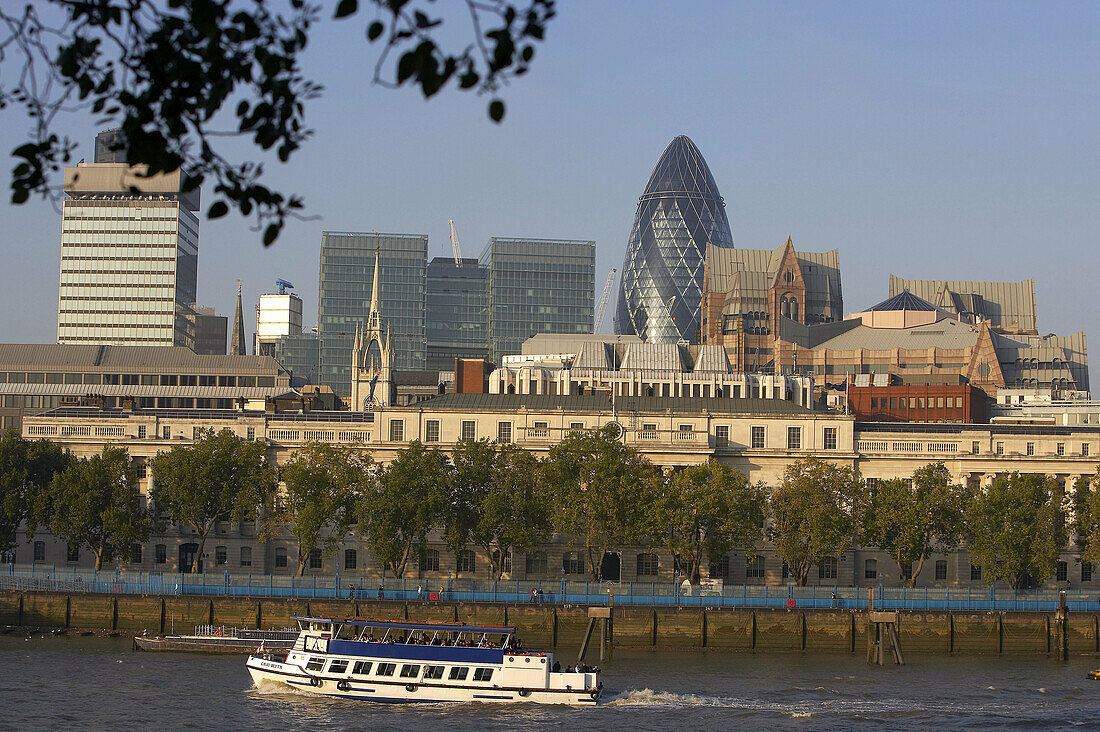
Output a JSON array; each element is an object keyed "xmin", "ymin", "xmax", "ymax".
[
  {"xmin": 255, "ymin": 290, "xmax": 304, "ymax": 357},
  {"xmin": 94, "ymin": 129, "xmax": 128, "ymax": 163},
  {"xmin": 189, "ymin": 305, "xmax": 228, "ymax": 355},
  {"xmin": 425, "ymin": 257, "xmax": 488, "ymax": 370},
  {"xmin": 615, "ymin": 135, "xmax": 734, "ymax": 344},
  {"xmin": 482, "ymin": 237, "xmax": 595, "ymax": 360},
  {"xmin": 317, "ymin": 232, "xmax": 427, "ymax": 396},
  {"xmin": 272, "ymin": 333, "xmax": 320, "ymax": 386},
  {"xmin": 57, "ymin": 162, "xmax": 199, "ymax": 347}
]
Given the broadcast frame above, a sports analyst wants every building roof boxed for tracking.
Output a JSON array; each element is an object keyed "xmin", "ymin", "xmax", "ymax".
[
  {"xmin": 409, "ymin": 393, "xmax": 818, "ymax": 416},
  {"xmin": 707, "ymin": 241, "xmax": 842, "ymax": 311},
  {"xmin": 811, "ymin": 318, "xmax": 982, "ymax": 352},
  {"xmin": 0, "ymin": 344, "xmax": 287, "ymax": 375},
  {"xmin": 888, "ymin": 275, "xmax": 1038, "ymax": 333},
  {"xmin": 641, "ymin": 135, "xmax": 725, "ymax": 202},
  {"xmin": 866, "ymin": 290, "xmax": 938, "ymax": 312}
]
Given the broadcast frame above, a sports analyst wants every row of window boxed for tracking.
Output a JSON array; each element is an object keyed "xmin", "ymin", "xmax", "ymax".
[
  {"xmin": 0, "ymin": 372, "xmax": 276, "ymax": 387},
  {"xmin": 304, "ymin": 657, "xmax": 494, "ymax": 683},
  {"xmin": 861, "ymin": 559, "xmax": 1094, "ymax": 583},
  {"xmin": 869, "ymin": 396, "xmax": 966, "ymax": 410}
]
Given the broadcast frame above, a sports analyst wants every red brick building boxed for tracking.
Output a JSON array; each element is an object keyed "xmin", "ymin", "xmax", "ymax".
[{"xmin": 847, "ymin": 380, "xmax": 987, "ymax": 423}]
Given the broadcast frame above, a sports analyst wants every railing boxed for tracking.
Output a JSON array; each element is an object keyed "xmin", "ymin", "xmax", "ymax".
[{"xmin": 2, "ymin": 564, "xmax": 1098, "ymax": 612}]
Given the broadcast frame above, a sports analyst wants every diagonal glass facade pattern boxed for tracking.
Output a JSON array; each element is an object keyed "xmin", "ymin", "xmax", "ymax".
[{"xmin": 615, "ymin": 136, "xmax": 734, "ymax": 344}]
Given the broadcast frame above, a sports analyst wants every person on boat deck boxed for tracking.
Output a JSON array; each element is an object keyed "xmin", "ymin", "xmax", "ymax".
[
  {"xmin": 417, "ymin": 584, "xmax": 423, "ymax": 600},
  {"xmin": 377, "ymin": 584, "xmax": 384, "ymax": 599}
]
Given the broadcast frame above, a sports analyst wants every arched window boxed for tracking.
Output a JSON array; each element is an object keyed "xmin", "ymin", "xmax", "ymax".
[
  {"xmin": 344, "ymin": 549, "xmax": 357, "ymax": 570},
  {"xmin": 780, "ymin": 296, "xmax": 790, "ymax": 318},
  {"xmin": 308, "ymin": 548, "xmax": 322, "ymax": 569},
  {"xmin": 562, "ymin": 551, "xmax": 584, "ymax": 574},
  {"xmin": 790, "ymin": 298, "xmax": 799, "ymax": 321},
  {"xmin": 636, "ymin": 553, "xmax": 659, "ymax": 577},
  {"xmin": 274, "ymin": 547, "xmax": 287, "ymax": 568},
  {"xmin": 155, "ymin": 544, "xmax": 167, "ymax": 564},
  {"xmin": 709, "ymin": 554, "xmax": 730, "ymax": 578},
  {"xmin": 818, "ymin": 556, "xmax": 838, "ymax": 580},
  {"xmin": 864, "ymin": 558, "xmax": 877, "ymax": 579},
  {"xmin": 239, "ymin": 546, "xmax": 252, "ymax": 567},
  {"xmin": 745, "ymin": 555, "xmax": 765, "ymax": 579},
  {"xmin": 507, "ymin": 384, "xmax": 515, "ymax": 394},
  {"xmin": 457, "ymin": 550, "xmax": 476, "ymax": 573}
]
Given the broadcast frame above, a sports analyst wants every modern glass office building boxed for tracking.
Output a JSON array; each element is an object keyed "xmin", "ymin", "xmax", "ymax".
[
  {"xmin": 615, "ymin": 135, "xmax": 734, "ymax": 344},
  {"xmin": 425, "ymin": 257, "xmax": 488, "ymax": 370},
  {"xmin": 57, "ymin": 164, "xmax": 199, "ymax": 348},
  {"xmin": 482, "ymin": 238, "xmax": 595, "ymax": 360},
  {"xmin": 272, "ymin": 332, "xmax": 320, "ymax": 386},
  {"xmin": 317, "ymin": 232, "xmax": 427, "ymax": 396}
]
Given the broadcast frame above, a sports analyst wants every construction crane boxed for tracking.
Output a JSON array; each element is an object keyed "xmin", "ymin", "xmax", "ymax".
[
  {"xmin": 275, "ymin": 278, "xmax": 294, "ymax": 295},
  {"xmin": 448, "ymin": 219, "xmax": 463, "ymax": 265},
  {"xmin": 593, "ymin": 268, "xmax": 617, "ymax": 333}
]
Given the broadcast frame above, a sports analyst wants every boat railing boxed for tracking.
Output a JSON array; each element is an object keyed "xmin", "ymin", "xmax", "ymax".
[
  {"xmin": 191, "ymin": 624, "xmax": 297, "ymax": 639},
  {"xmin": 3, "ymin": 563, "xmax": 1099, "ymax": 612}
]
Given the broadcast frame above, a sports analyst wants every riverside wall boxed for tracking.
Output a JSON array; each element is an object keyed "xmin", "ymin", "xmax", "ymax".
[{"xmin": 2, "ymin": 590, "xmax": 1099, "ymax": 656}]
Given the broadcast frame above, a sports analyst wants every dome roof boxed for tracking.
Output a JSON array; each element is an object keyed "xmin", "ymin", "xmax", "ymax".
[
  {"xmin": 641, "ymin": 135, "xmax": 724, "ymax": 202},
  {"xmin": 867, "ymin": 290, "xmax": 938, "ymax": 312}
]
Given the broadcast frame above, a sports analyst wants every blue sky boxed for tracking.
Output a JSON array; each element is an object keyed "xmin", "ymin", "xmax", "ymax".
[{"xmin": 0, "ymin": 1, "xmax": 1096, "ymax": 371}]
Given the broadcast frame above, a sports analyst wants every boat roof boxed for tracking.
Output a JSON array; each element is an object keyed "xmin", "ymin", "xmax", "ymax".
[{"xmin": 291, "ymin": 616, "xmax": 516, "ymax": 635}]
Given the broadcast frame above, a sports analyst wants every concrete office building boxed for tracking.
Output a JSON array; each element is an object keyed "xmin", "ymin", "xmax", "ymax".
[
  {"xmin": 482, "ymin": 237, "xmax": 594, "ymax": 360},
  {"xmin": 255, "ymin": 291, "xmax": 304, "ymax": 357},
  {"xmin": 317, "ymin": 232, "xmax": 427, "ymax": 396},
  {"xmin": 57, "ymin": 162, "xmax": 199, "ymax": 348},
  {"xmin": 888, "ymin": 276, "xmax": 1038, "ymax": 335},
  {"xmin": 425, "ymin": 257, "xmax": 488, "ymax": 371}
]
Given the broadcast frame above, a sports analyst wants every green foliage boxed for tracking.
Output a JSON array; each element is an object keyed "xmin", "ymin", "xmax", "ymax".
[
  {"xmin": 0, "ymin": 1, "xmax": 556, "ymax": 243},
  {"xmin": 37, "ymin": 446, "xmax": 149, "ymax": 570},
  {"xmin": 1073, "ymin": 473, "xmax": 1098, "ymax": 561},
  {"xmin": 544, "ymin": 425, "xmax": 660, "ymax": 580},
  {"xmin": 149, "ymin": 429, "xmax": 277, "ymax": 572},
  {"xmin": 0, "ymin": 430, "xmax": 73, "ymax": 553},
  {"xmin": 655, "ymin": 460, "xmax": 766, "ymax": 585},
  {"xmin": 768, "ymin": 457, "xmax": 864, "ymax": 586},
  {"xmin": 278, "ymin": 442, "xmax": 371, "ymax": 575},
  {"xmin": 966, "ymin": 472, "xmax": 1066, "ymax": 590},
  {"xmin": 358, "ymin": 440, "xmax": 449, "ymax": 578},
  {"xmin": 448, "ymin": 439, "xmax": 549, "ymax": 579},
  {"xmin": 861, "ymin": 463, "xmax": 968, "ymax": 587}
]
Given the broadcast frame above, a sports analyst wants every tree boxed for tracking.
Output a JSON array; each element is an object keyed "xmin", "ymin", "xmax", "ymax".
[
  {"xmin": 654, "ymin": 460, "xmax": 766, "ymax": 585},
  {"xmin": 544, "ymin": 426, "xmax": 660, "ymax": 580},
  {"xmin": 278, "ymin": 442, "xmax": 370, "ymax": 575},
  {"xmin": 861, "ymin": 463, "xmax": 968, "ymax": 587},
  {"xmin": 448, "ymin": 439, "xmax": 549, "ymax": 580},
  {"xmin": 36, "ymin": 446, "xmax": 149, "ymax": 570},
  {"xmin": 0, "ymin": 430, "xmax": 72, "ymax": 554},
  {"xmin": 359, "ymin": 440, "xmax": 449, "ymax": 578},
  {"xmin": 0, "ymin": 1, "xmax": 556, "ymax": 244},
  {"xmin": 1072, "ymin": 472, "xmax": 1098, "ymax": 561},
  {"xmin": 768, "ymin": 457, "xmax": 864, "ymax": 586},
  {"xmin": 149, "ymin": 428, "xmax": 278, "ymax": 572},
  {"xmin": 966, "ymin": 472, "xmax": 1066, "ymax": 590}
]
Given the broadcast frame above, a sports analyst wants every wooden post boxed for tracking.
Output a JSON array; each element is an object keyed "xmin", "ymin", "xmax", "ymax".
[
  {"xmin": 207, "ymin": 599, "xmax": 214, "ymax": 626},
  {"xmin": 65, "ymin": 596, "xmax": 71, "ymax": 628},
  {"xmin": 578, "ymin": 618, "xmax": 596, "ymax": 662},
  {"xmin": 702, "ymin": 610, "xmax": 708, "ymax": 648},
  {"xmin": 849, "ymin": 612, "xmax": 856, "ymax": 654},
  {"xmin": 751, "ymin": 611, "xmax": 757, "ymax": 650},
  {"xmin": 1095, "ymin": 615, "xmax": 1098, "ymax": 654},
  {"xmin": 112, "ymin": 596, "xmax": 119, "ymax": 631},
  {"xmin": 159, "ymin": 597, "xmax": 166, "ymax": 634},
  {"xmin": 599, "ymin": 618, "xmax": 607, "ymax": 661},
  {"xmin": 503, "ymin": 605, "xmax": 508, "ymax": 627},
  {"xmin": 255, "ymin": 600, "xmax": 262, "ymax": 630},
  {"xmin": 799, "ymin": 612, "xmax": 806, "ymax": 651},
  {"xmin": 651, "ymin": 610, "xmax": 657, "ymax": 647},
  {"xmin": 552, "ymin": 609, "xmax": 558, "ymax": 649},
  {"xmin": 1055, "ymin": 590, "xmax": 1069, "ymax": 661},
  {"xmin": 998, "ymin": 613, "xmax": 1004, "ymax": 654},
  {"xmin": 948, "ymin": 613, "xmax": 954, "ymax": 654},
  {"xmin": 17, "ymin": 593, "xmax": 23, "ymax": 626}
]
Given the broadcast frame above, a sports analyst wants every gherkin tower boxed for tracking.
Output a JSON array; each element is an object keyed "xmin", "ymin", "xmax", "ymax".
[{"xmin": 614, "ymin": 136, "xmax": 734, "ymax": 343}]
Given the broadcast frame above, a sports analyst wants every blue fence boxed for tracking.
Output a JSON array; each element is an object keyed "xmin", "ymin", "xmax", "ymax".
[{"xmin": 2, "ymin": 564, "xmax": 1097, "ymax": 612}]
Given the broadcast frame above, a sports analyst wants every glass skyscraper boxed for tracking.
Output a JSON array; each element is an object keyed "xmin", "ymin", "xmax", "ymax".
[
  {"xmin": 482, "ymin": 237, "xmax": 595, "ymax": 360},
  {"xmin": 426, "ymin": 257, "xmax": 488, "ymax": 370},
  {"xmin": 317, "ymin": 232, "xmax": 427, "ymax": 396},
  {"xmin": 57, "ymin": 164, "xmax": 199, "ymax": 348},
  {"xmin": 615, "ymin": 135, "xmax": 734, "ymax": 344}
]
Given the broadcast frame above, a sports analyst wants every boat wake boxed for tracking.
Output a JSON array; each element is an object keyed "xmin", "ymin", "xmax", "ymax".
[{"xmin": 605, "ymin": 689, "xmax": 745, "ymax": 708}]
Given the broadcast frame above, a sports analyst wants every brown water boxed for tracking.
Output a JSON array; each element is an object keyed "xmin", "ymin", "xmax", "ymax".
[{"xmin": 0, "ymin": 636, "xmax": 1096, "ymax": 730}]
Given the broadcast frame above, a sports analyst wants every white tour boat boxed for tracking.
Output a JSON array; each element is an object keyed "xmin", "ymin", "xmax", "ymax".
[{"xmin": 246, "ymin": 615, "xmax": 602, "ymax": 705}]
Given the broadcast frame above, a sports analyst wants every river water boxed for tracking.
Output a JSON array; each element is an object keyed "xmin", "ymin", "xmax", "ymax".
[{"xmin": 0, "ymin": 636, "xmax": 1096, "ymax": 730}]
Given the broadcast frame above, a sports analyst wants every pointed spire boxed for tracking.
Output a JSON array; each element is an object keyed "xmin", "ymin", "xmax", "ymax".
[
  {"xmin": 368, "ymin": 244, "xmax": 383, "ymax": 332},
  {"xmin": 231, "ymin": 279, "xmax": 246, "ymax": 355}
]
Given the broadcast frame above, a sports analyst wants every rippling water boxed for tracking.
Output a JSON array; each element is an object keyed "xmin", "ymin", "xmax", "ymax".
[{"xmin": 1, "ymin": 636, "xmax": 1097, "ymax": 730}]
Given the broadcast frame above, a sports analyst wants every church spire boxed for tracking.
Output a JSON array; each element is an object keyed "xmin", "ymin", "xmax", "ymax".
[
  {"xmin": 231, "ymin": 279, "xmax": 246, "ymax": 355},
  {"xmin": 368, "ymin": 245, "xmax": 381, "ymax": 331}
]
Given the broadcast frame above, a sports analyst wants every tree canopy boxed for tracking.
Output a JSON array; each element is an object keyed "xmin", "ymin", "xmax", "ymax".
[
  {"xmin": 768, "ymin": 457, "xmax": 864, "ymax": 586},
  {"xmin": 654, "ymin": 460, "xmax": 766, "ymax": 585},
  {"xmin": 36, "ymin": 445, "xmax": 149, "ymax": 570},
  {"xmin": 0, "ymin": 0, "xmax": 556, "ymax": 244},
  {"xmin": 359, "ymin": 439, "xmax": 449, "ymax": 578},
  {"xmin": 861, "ymin": 463, "xmax": 968, "ymax": 587},
  {"xmin": 544, "ymin": 425, "xmax": 660, "ymax": 580},
  {"xmin": 149, "ymin": 428, "xmax": 278, "ymax": 572},
  {"xmin": 0, "ymin": 430, "xmax": 72, "ymax": 554},
  {"xmin": 278, "ymin": 441, "xmax": 370, "ymax": 575},
  {"xmin": 966, "ymin": 472, "xmax": 1066, "ymax": 590}
]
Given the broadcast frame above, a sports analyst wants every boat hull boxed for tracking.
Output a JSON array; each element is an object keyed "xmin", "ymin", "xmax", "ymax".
[{"xmin": 246, "ymin": 656, "xmax": 599, "ymax": 706}]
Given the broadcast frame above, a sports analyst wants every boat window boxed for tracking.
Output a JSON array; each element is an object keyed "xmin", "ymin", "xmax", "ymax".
[
  {"xmin": 305, "ymin": 657, "xmax": 325, "ymax": 672},
  {"xmin": 400, "ymin": 664, "xmax": 420, "ymax": 678},
  {"xmin": 448, "ymin": 667, "xmax": 469, "ymax": 681},
  {"xmin": 352, "ymin": 661, "xmax": 373, "ymax": 675},
  {"xmin": 424, "ymin": 666, "xmax": 445, "ymax": 680},
  {"xmin": 473, "ymin": 668, "xmax": 494, "ymax": 682},
  {"xmin": 376, "ymin": 663, "xmax": 396, "ymax": 677},
  {"xmin": 328, "ymin": 660, "xmax": 349, "ymax": 674}
]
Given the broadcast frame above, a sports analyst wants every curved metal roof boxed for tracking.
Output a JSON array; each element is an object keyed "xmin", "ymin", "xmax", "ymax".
[
  {"xmin": 866, "ymin": 290, "xmax": 938, "ymax": 312},
  {"xmin": 641, "ymin": 135, "xmax": 724, "ymax": 202}
]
